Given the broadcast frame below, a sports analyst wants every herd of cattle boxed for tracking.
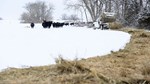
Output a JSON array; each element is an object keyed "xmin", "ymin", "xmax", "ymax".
[
  {"xmin": 30, "ymin": 20, "xmax": 74, "ymax": 28},
  {"xmin": 30, "ymin": 20, "xmax": 109, "ymax": 30}
]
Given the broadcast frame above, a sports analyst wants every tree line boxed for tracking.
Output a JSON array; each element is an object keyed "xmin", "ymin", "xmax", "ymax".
[
  {"xmin": 66, "ymin": 0, "xmax": 150, "ymax": 28},
  {"xmin": 20, "ymin": 0, "xmax": 150, "ymax": 29}
]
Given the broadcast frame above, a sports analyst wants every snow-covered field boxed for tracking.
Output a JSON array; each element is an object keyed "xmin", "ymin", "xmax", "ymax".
[{"xmin": 0, "ymin": 20, "xmax": 131, "ymax": 71}]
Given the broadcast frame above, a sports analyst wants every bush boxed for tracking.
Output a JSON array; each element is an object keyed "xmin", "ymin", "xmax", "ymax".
[
  {"xmin": 138, "ymin": 9, "xmax": 150, "ymax": 29},
  {"xmin": 109, "ymin": 22, "xmax": 123, "ymax": 29}
]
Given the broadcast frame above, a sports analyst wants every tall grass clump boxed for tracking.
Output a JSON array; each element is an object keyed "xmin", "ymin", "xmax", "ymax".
[
  {"xmin": 55, "ymin": 56, "xmax": 91, "ymax": 74},
  {"xmin": 141, "ymin": 62, "xmax": 150, "ymax": 76}
]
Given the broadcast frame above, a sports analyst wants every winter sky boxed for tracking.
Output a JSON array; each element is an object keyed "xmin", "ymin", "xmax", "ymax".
[{"xmin": 0, "ymin": 0, "xmax": 78, "ymax": 20}]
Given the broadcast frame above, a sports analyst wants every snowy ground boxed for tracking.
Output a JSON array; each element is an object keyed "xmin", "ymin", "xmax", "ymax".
[{"xmin": 0, "ymin": 20, "xmax": 131, "ymax": 71}]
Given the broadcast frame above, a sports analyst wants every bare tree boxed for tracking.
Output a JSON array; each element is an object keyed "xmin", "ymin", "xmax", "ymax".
[
  {"xmin": 65, "ymin": 0, "xmax": 89, "ymax": 22},
  {"xmin": 69, "ymin": 14, "xmax": 80, "ymax": 21},
  {"xmin": 75, "ymin": 0, "xmax": 148, "ymax": 27},
  {"xmin": 61, "ymin": 14, "xmax": 69, "ymax": 20},
  {"xmin": 61, "ymin": 13, "xmax": 79, "ymax": 21},
  {"xmin": 81, "ymin": 0, "xmax": 104, "ymax": 22},
  {"xmin": 20, "ymin": 1, "xmax": 54, "ymax": 23},
  {"xmin": 145, "ymin": 0, "xmax": 150, "ymax": 12},
  {"xmin": 104, "ymin": 0, "xmax": 112, "ymax": 12}
]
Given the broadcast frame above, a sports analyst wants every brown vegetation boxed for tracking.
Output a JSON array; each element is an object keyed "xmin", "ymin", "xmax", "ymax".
[
  {"xmin": 0, "ymin": 28, "xmax": 150, "ymax": 84},
  {"xmin": 109, "ymin": 22, "xmax": 123, "ymax": 30}
]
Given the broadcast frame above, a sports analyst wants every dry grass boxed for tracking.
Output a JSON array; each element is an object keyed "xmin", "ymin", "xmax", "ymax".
[
  {"xmin": 55, "ymin": 56, "xmax": 91, "ymax": 74},
  {"xmin": 0, "ymin": 27, "xmax": 150, "ymax": 84},
  {"xmin": 109, "ymin": 22, "xmax": 123, "ymax": 29}
]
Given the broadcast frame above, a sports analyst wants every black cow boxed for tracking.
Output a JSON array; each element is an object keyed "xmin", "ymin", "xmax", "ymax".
[
  {"xmin": 64, "ymin": 23, "xmax": 69, "ymax": 26},
  {"xmin": 52, "ymin": 22, "xmax": 64, "ymax": 28},
  {"xmin": 42, "ymin": 20, "xmax": 53, "ymax": 28},
  {"xmin": 30, "ymin": 23, "xmax": 35, "ymax": 28},
  {"xmin": 70, "ymin": 23, "xmax": 74, "ymax": 26}
]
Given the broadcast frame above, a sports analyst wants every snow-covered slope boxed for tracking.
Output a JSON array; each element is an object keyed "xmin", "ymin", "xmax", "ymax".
[{"xmin": 0, "ymin": 20, "xmax": 131, "ymax": 71}]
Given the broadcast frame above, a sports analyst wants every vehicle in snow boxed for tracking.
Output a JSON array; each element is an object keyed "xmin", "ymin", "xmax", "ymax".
[{"xmin": 94, "ymin": 12, "xmax": 116, "ymax": 30}]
